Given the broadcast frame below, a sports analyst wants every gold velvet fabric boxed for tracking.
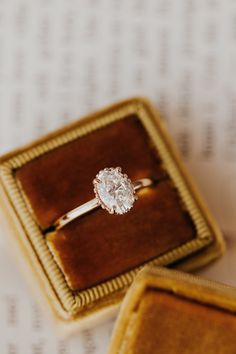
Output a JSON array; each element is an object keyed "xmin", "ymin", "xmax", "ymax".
[
  {"xmin": 16, "ymin": 115, "xmax": 196, "ymax": 290},
  {"xmin": 129, "ymin": 290, "xmax": 236, "ymax": 354}
]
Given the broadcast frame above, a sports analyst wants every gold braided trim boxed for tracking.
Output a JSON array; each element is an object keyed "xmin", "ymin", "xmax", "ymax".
[{"xmin": 0, "ymin": 99, "xmax": 213, "ymax": 318}]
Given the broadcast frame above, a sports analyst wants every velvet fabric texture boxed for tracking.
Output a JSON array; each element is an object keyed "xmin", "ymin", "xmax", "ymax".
[
  {"xmin": 126, "ymin": 290, "xmax": 236, "ymax": 354},
  {"xmin": 16, "ymin": 115, "xmax": 196, "ymax": 290}
]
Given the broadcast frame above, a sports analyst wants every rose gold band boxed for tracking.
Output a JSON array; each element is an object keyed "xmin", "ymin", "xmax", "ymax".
[{"xmin": 53, "ymin": 177, "xmax": 153, "ymax": 231}]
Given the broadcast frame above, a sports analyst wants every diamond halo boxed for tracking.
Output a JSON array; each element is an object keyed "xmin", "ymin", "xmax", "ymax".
[{"xmin": 93, "ymin": 167, "xmax": 136, "ymax": 215}]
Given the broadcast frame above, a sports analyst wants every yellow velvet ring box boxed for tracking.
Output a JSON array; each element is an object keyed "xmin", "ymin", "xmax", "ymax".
[
  {"xmin": 108, "ymin": 267, "xmax": 236, "ymax": 354},
  {"xmin": 0, "ymin": 98, "xmax": 224, "ymax": 331}
]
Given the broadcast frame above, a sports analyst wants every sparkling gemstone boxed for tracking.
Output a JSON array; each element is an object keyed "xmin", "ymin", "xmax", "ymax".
[{"xmin": 93, "ymin": 167, "xmax": 135, "ymax": 214}]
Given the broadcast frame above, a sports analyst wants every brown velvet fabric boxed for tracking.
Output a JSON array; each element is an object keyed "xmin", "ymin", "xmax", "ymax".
[
  {"xmin": 48, "ymin": 181, "xmax": 194, "ymax": 290},
  {"xmin": 16, "ymin": 115, "xmax": 196, "ymax": 290},
  {"xmin": 129, "ymin": 290, "xmax": 236, "ymax": 354},
  {"xmin": 16, "ymin": 116, "xmax": 166, "ymax": 229}
]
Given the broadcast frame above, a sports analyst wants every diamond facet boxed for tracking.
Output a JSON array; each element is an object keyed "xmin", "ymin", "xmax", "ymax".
[{"xmin": 93, "ymin": 167, "xmax": 136, "ymax": 214}]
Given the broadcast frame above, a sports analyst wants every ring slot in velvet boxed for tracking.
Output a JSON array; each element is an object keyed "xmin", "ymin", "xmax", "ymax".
[{"xmin": 16, "ymin": 115, "xmax": 196, "ymax": 291}]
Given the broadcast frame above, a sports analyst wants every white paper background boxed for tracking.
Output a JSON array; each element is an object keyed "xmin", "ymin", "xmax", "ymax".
[{"xmin": 0, "ymin": 1, "xmax": 235, "ymax": 352}]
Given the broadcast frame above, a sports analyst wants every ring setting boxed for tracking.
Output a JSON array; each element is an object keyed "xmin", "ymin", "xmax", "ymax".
[
  {"xmin": 53, "ymin": 167, "xmax": 153, "ymax": 231},
  {"xmin": 93, "ymin": 167, "xmax": 136, "ymax": 215}
]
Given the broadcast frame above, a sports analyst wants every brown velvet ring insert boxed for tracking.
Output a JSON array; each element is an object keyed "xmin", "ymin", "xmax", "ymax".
[{"xmin": 16, "ymin": 115, "xmax": 196, "ymax": 291}]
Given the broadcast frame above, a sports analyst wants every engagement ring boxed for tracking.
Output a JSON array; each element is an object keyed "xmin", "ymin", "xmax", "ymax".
[{"xmin": 53, "ymin": 167, "xmax": 154, "ymax": 230}]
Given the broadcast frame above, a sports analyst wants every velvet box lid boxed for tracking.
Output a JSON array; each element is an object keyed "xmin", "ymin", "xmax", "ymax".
[
  {"xmin": 108, "ymin": 267, "xmax": 236, "ymax": 354},
  {"xmin": 0, "ymin": 97, "xmax": 224, "ymax": 332}
]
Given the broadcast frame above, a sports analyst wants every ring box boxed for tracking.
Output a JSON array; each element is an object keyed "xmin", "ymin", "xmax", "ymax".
[
  {"xmin": 0, "ymin": 98, "xmax": 224, "ymax": 332},
  {"xmin": 108, "ymin": 267, "xmax": 236, "ymax": 354}
]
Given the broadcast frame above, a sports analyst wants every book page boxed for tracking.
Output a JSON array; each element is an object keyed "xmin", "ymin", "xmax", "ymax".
[{"xmin": 0, "ymin": 1, "xmax": 235, "ymax": 352}]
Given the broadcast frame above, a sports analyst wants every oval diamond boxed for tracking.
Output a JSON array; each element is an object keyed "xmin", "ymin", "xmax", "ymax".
[{"xmin": 93, "ymin": 167, "xmax": 135, "ymax": 214}]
